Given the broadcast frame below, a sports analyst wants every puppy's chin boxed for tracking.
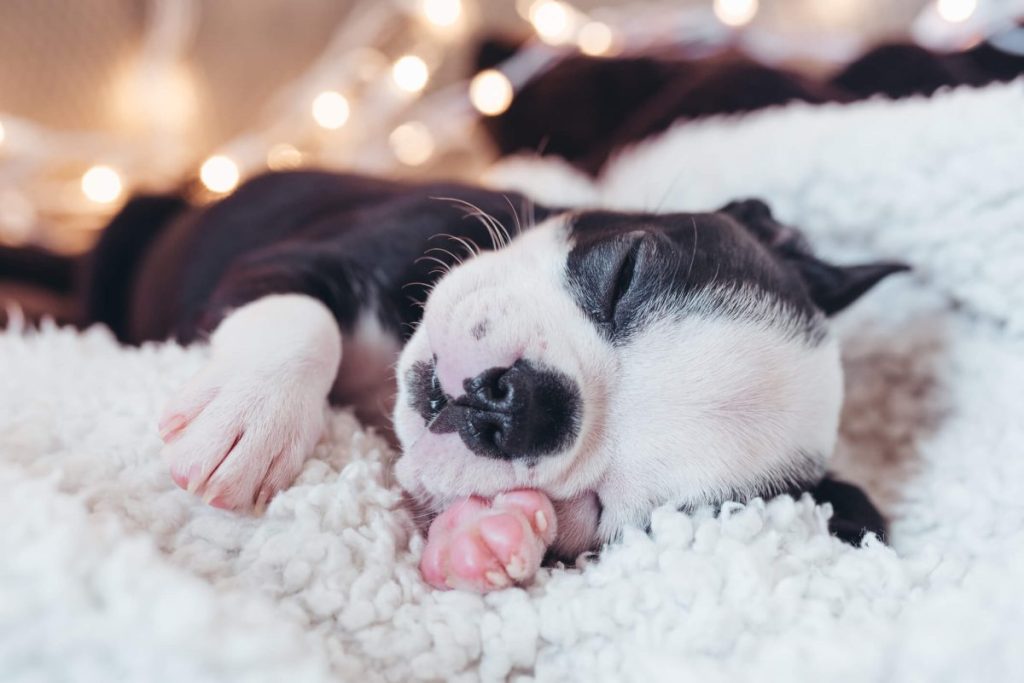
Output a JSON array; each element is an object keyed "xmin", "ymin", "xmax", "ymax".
[{"xmin": 393, "ymin": 427, "xmax": 521, "ymax": 507}]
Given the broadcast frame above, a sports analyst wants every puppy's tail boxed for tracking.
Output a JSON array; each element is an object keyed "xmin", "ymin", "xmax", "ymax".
[{"xmin": 81, "ymin": 194, "xmax": 188, "ymax": 340}]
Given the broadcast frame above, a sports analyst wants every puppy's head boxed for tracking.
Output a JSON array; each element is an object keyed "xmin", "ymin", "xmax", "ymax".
[{"xmin": 394, "ymin": 199, "xmax": 905, "ymax": 554}]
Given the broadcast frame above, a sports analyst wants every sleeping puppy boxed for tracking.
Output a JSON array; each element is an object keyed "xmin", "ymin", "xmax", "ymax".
[{"xmin": 96, "ymin": 171, "xmax": 903, "ymax": 592}]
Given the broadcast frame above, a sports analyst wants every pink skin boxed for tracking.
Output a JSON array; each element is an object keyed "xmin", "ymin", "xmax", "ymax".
[{"xmin": 420, "ymin": 489, "xmax": 558, "ymax": 592}]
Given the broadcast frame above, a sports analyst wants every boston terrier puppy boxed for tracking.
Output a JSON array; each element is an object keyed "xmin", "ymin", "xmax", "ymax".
[{"xmin": 90, "ymin": 170, "xmax": 903, "ymax": 592}]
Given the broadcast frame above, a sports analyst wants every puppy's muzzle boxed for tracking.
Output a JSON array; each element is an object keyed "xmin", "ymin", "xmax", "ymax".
[{"xmin": 442, "ymin": 360, "xmax": 581, "ymax": 460}]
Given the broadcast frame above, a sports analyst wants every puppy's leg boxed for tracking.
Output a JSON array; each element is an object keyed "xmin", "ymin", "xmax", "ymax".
[
  {"xmin": 809, "ymin": 476, "xmax": 887, "ymax": 544},
  {"xmin": 159, "ymin": 294, "xmax": 341, "ymax": 511}
]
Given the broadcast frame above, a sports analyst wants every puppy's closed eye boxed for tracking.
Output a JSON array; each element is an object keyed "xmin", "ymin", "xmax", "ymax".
[
  {"xmin": 568, "ymin": 230, "xmax": 657, "ymax": 338},
  {"xmin": 600, "ymin": 232, "xmax": 644, "ymax": 330}
]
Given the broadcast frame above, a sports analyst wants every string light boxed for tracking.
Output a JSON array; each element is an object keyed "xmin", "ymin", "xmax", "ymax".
[
  {"xmin": 0, "ymin": 190, "xmax": 35, "ymax": 245},
  {"xmin": 81, "ymin": 165, "xmax": 124, "ymax": 204},
  {"xmin": 350, "ymin": 47, "xmax": 387, "ymax": 83},
  {"xmin": 936, "ymin": 0, "xmax": 976, "ymax": 23},
  {"xmin": 312, "ymin": 91, "xmax": 351, "ymax": 129},
  {"xmin": 111, "ymin": 62, "xmax": 198, "ymax": 135},
  {"xmin": 531, "ymin": 1, "xmax": 576, "ymax": 45},
  {"xmin": 421, "ymin": 0, "xmax": 462, "ymax": 28},
  {"xmin": 390, "ymin": 122, "xmax": 434, "ymax": 166},
  {"xmin": 515, "ymin": 0, "xmax": 536, "ymax": 20},
  {"xmin": 578, "ymin": 21, "xmax": 614, "ymax": 56},
  {"xmin": 267, "ymin": 144, "xmax": 304, "ymax": 170},
  {"xmin": 469, "ymin": 69, "xmax": 514, "ymax": 116},
  {"xmin": 200, "ymin": 155, "xmax": 240, "ymax": 193},
  {"xmin": 713, "ymin": 0, "xmax": 758, "ymax": 27},
  {"xmin": 13, "ymin": 0, "xmax": 986, "ymax": 248},
  {"xmin": 392, "ymin": 55, "xmax": 430, "ymax": 93}
]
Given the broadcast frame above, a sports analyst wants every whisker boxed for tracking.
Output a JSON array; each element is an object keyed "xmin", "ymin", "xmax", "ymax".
[
  {"xmin": 431, "ymin": 196, "xmax": 501, "ymax": 249},
  {"xmin": 651, "ymin": 165, "xmax": 690, "ymax": 215},
  {"xmin": 685, "ymin": 216, "xmax": 699, "ymax": 283},
  {"xmin": 467, "ymin": 211, "xmax": 506, "ymax": 249},
  {"xmin": 423, "ymin": 247, "xmax": 463, "ymax": 266},
  {"xmin": 435, "ymin": 232, "xmax": 482, "ymax": 259},
  {"xmin": 415, "ymin": 254, "xmax": 454, "ymax": 274},
  {"xmin": 502, "ymin": 195, "xmax": 522, "ymax": 243},
  {"xmin": 431, "ymin": 196, "xmax": 511, "ymax": 250}
]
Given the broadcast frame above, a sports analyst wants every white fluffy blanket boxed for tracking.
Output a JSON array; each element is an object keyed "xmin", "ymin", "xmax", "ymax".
[{"xmin": 4, "ymin": 82, "xmax": 1024, "ymax": 682}]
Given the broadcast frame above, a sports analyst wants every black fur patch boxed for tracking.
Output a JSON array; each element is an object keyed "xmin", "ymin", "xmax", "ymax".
[
  {"xmin": 565, "ymin": 210, "xmax": 822, "ymax": 344},
  {"xmin": 407, "ymin": 359, "xmax": 448, "ymax": 423},
  {"xmin": 122, "ymin": 171, "xmax": 552, "ymax": 344}
]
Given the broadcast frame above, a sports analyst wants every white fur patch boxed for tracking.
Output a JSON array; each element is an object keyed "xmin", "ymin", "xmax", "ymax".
[{"xmin": 159, "ymin": 294, "xmax": 342, "ymax": 510}]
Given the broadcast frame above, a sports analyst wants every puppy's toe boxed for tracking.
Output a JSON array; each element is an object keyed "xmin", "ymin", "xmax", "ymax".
[
  {"xmin": 162, "ymin": 412, "xmax": 242, "ymax": 496},
  {"xmin": 158, "ymin": 367, "xmax": 221, "ymax": 443},
  {"xmin": 493, "ymin": 489, "xmax": 558, "ymax": 544}
]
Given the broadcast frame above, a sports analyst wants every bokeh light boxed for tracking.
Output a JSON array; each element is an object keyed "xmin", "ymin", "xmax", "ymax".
[
  {"xmin": 470, "ymin": 69, "xmax": 514, "ymax": 116},
  {"xmin": 531, "ymin": 1, "xmax": 575, "ymax": 45},
  {"xmin": 421, "ymin": 0, "xmax": 462, "ymax": 27},
  {"xmin": 312, "ymin": 91, "xmax": 351, "ymax": 130},
  {"xmin": 578, "ymin": 21, "xmax": 614, "ymax": 56},
  {"xmin": 266, "ymin": 144, "xmax": 304, "ymax": 170},
  {"xmin": 200, "ymin": 155, "xmax": 240, "ymax": 193},
  {"xmin": 81, "ymin": 165, "xmax": 123, "ymax": 204},
  {"xmin": 936, "ymin": 0, "xmax": 977, "ymax": 23},
  {"xmin": 390, "ymin": 122, "xmax": 435, "ymax": 166},
  {"xmin": 392, "ymin": 55, "xmax": 430, "ymax": 93},
  {"xmin": 714, "ymin": 0, "xmax": 759, "ymax": 27}
]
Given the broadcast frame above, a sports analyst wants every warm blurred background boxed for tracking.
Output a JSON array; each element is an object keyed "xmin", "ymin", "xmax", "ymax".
[{"xmin": 0, "ymin": 0, "xmax": 1021, "ymax": 259}]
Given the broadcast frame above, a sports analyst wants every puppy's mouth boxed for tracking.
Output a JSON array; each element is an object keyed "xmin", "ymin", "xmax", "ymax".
[{"xmin": 405, "ymin": 358, "xmax": 582, "ymax": 462}]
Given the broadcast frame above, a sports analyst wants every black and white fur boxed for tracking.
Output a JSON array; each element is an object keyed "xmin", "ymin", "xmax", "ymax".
[{"xmin": 93, "ymin": 171, "xmax": 901, "ymax": 558}]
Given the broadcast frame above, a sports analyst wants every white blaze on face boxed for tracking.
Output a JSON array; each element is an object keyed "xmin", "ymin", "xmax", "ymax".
[
  {"xmin": 394, "ymin": 214, "xmax": 844, "ymax": 555},
  {"xmin": 394, "ymin": 216, "xmax": 614, "ymax": 507}
]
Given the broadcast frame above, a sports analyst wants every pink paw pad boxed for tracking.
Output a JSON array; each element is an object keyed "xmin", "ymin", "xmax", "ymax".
[{"xmin": 420, "ymin": 489, "xmax": 557, "ymax": 592}]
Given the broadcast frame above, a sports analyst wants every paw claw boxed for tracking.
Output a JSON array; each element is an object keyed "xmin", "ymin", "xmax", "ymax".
[
  {"xmin": 505, "ymin": 554, "xmax": 527, "ymax": 580},
  {"xmin": 171, "ymin": 469, "xmax": 189, "ymax": 490},
  {"xmin": 535, "ymin": 510, "xmax": 548, "ymax": 533},
  {"xmin": 207, "ymin": 495, "xmax": 231, "ymax": 510},
  {"xmin": 185, "ymin": 463, "xmax": 203, "ymax": 494},
  {"xmin": 159, "ymin": 414, "xmax": 187, "ymax": 443},
  {"xmin": 486, "ymin": 570, "xmax": 511, "ymax": 588}
]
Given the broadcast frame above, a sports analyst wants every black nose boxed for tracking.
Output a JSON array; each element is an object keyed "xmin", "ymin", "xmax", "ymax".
[{"xmin": 455, "ymin": 361, "xmax": 581, "ymax": 460}]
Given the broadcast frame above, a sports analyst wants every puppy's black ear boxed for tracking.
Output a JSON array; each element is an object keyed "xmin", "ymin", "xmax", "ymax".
[
  {"xmin": 805, "ymin": 475, "xmax": 887, "ymax": 545},
  {"xmin": 720, "ymin": 199, "xmax": 909, "ymax": 316},
  {"xmin": 786, "ymin": 258, "xmax": 910, "ymax": 316}
]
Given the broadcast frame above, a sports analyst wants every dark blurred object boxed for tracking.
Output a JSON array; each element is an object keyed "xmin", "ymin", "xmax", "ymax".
[
  {"xmin": 82, "ymin": 194, "xmax": 188, "ymax": 341},
  {"xmin": 0, "ymin": 245, "xmax": 79, "ymax": 328},
  {"xmin": 0, "ymin": 195, "xmax": 187, "ymax": 333},
  {"xmin": 476, "ymin": 30, "xmax": 1024, "ymax": 175},
  {"xmin": 808, "ymin": 476, "xmax": 888, "ymax": 545},
  {"xmin": 0, "ymin": 244, "xmax": 76, "ymax": 294}
]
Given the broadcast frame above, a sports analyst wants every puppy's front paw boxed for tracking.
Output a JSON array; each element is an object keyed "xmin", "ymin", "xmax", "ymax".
[
  {"xmin": 420, "ymin": 490, "xmax": 557, "ymax": 592},
  {"xmin": 158, "ymin": 360, "xmax": 326, "ymax": 512}
]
